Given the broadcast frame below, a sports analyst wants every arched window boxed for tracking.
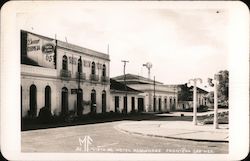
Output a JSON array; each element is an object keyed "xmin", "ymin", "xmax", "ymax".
[
  {"xmin": 91, "ymin": 62, "xmax": 95, "ymax": 75},
  {"xmin": 62, "ymin": 55, "xmax": 68, "ymax": 70},
  {"xmin": 61, "ymin": 87, "xmax": 68, "ymax": 116},
  {"xmin": 78, "ymin": 57, "xmax": 82, "ymax": 73},
  {"xmin": 102, "ymin": 64, "xmax": 106, "ymax": 77},
  {"xmin": 45, "ymin": 86, "xmax": 51, "ymax": 111},
  {"xmin": 91, "ymin": 89, "xmax": 96, "ymax": 113},
  {"xmin": 29, "ymin": 84, "xmax": 37, "ymax": 117},
  {"xmin": 102, "ymin": 90, "xmax": 106, "ymax": 113}
]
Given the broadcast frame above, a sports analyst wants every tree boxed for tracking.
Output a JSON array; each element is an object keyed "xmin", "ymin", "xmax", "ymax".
[
  {"xmin": 178, "ymin": 83, "xmax": 192, "ymax": 101},
  {"xmin": 206, "ymin": 70, "xmax": 229, "ymax": 106},
  {"xmin": 217, "ymin": 70, "xmax": 229, "ymax": 104}
]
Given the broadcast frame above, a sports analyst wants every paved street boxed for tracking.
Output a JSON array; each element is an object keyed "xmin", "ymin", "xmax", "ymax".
[{"xmin": 22, "ymin": 119, "xmax": 228, "ymax": 153}]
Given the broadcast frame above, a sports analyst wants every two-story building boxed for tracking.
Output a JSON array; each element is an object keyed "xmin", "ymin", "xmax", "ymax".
[{"xmin": 21, "ymin": 30, "xmax": 110, "ymax": 118}]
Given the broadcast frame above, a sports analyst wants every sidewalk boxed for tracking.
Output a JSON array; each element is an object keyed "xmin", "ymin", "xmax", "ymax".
[
  {"xmin": 115, "ymin": 119, "xmax": 229, "ymax": 142},
  {"xmin": 156, "ymin": 109, "xmax": 229, "ymax": 117}
]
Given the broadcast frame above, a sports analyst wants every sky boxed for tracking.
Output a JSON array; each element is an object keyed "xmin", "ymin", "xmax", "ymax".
[{"xmin": 18, "ymin": 1, "xmax": 229, "ymax": 90}]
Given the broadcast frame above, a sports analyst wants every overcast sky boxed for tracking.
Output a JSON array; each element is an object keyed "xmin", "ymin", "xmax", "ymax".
[{"xmin": 18, "ymin": 1, "xmax": 230, "ymax": 89}]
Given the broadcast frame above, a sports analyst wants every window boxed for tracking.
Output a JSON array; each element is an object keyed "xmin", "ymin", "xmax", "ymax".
[
  {"xmin": 62, "ymin": 55, "xmax": 68, "ymax": 70},
  {"xmin": 102, "ymin": 64, "xmax": 106, "ymax": 77},
  {"xmin": 91, "ymin": 62, "xmax": 96, "ymax": 75},
  {"xmin": 78, "ymin": 57, "xmax": 82, "ymax": 73}
]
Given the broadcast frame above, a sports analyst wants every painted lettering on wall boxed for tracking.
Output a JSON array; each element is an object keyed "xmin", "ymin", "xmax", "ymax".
[{"xmin": 24, "ymin": 33, "xmax": 56, "ymax": 69}]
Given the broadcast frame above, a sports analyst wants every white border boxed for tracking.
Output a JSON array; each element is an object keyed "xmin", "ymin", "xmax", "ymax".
[{"xmin": 1, "ymin": 1, "xmax": 249, "ymax": 161}]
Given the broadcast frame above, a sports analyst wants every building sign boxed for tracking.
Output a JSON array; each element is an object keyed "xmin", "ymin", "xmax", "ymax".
[{"xmin": 25, "ymin": 33, "xmax": 56, "ymax": 68}]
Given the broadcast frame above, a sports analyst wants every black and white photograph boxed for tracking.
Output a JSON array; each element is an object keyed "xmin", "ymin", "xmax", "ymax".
[{"xmin": 1, "ymin": 1, "xmax": 249, "ymax": 161}]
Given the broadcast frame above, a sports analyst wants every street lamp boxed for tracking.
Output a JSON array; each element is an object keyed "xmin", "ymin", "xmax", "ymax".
[{"xmin": 187, "ymin": 78, "xmax": 202, "ymax": 125}]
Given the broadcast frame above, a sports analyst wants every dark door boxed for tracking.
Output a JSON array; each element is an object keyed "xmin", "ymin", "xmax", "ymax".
[
  {"xmin": 91, "ymin": 90, "xmax": 96, "ymax": 113},
  {"xmin": 138, "ymin": 98, "xmax": 144, "ymax": 112},
  {"xmin": 123, "ymin": 96, "xmax": 127, "ymax": 113},
  {"xmin": 77, "ymin": 89, "xmax": 83, "ymax": 116},
  {"xmin": 45, "ymin": 86, "xmax": 51, "ymax": 111},
  {"xmin": 153, "ymin": 97, "xmax": 156, "ymax": 112},
  {"xmin": 131, "ymin": 97, "xmax": 135, "ymax": 112},
  {"xmin": 115, "ymin": 96, "xmax": 119, "ymax": 112},
  {"xmin": 30, "ymin": 85, "xmax": 37, "ymax": 117},
  {"xmin": 164, "ymin": 98, "xmax": 167, "ymax": 111},
  {"xmin": 61, "ymin": 87, "xmax": 68, "ymax": 116},
  {"xmin": 21, "ymin": 86, "xmax": 22, "ymax": 117},
  {"xmin": 158, "ymin": 98, "xmax": 162, "ymax": 112},
  {"xmin": 102, "ymin": 91, "xmax": 106, "ymax": 113}
]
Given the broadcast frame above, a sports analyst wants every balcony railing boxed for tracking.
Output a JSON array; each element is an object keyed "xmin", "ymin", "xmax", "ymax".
[
  {"xmin": 76, "ymin": 72, "xmax": 86, "ymax": 80},
  {"xmin": 90, "ymin": 74, "xmax": 99, "ymax": 81},
  {"xmin": 101, "ymin": 76, "xmax": 109, "ymax": 82},
  {"xmin": 60, "ymin": 69, "xmax": 71, "ymax": 80}
]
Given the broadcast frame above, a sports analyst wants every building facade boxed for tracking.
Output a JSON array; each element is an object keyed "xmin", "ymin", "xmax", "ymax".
[
  {"xmin": 112, "ymin": 74, "xmax": 179, "ymax": 112},
  {"xmin": 109, "ymin": 79, "xmax": 144, "ymax": 113},
  {"xmin": 21, "ymin": 30, "xmax": 110, "ymax": 118}
]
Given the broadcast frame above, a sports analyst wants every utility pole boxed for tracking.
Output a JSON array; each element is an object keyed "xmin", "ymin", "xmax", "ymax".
[
  {"xmin": 153, "ymin": 76, "xmax": 156, "ymax": 112},
  {"xmin": 121, "ymin": 60, "xmax": 129, "ymax": 114},
  {"xmin": 188, "ymin": 78, "xmax": 202, "ymax": 125}
]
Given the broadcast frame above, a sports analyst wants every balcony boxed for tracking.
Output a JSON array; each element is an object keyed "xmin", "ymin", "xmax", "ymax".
[
  {"xmin": 90, "ymin": 74, "xmax": 99, "ymax": 81},
  {"xmin": 75, "ymin": 72, "xmax": 86, "ymax": 80},
  {"xmin": 60, "ymin": 69, "xmax": 71, "ymax": 80},
  {"xmin": 101, "ymin": 76, "xmax": 109, "ymax": 83}
]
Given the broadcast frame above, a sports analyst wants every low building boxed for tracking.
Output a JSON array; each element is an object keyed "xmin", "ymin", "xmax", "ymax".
[
  {"xmin": 21, "ymin": 30, "xmax": 110, "ymax": 118},
  {"xmin": 177, "ymin": 84, "xmax": 209, "ymax": 110},
  {"xmin": 110, "ymin": 79, "xmax": 144, "ymax": 113},
  {"xmin": 112, "ymin": 74, "xmax": 179, "ymax": 112}
]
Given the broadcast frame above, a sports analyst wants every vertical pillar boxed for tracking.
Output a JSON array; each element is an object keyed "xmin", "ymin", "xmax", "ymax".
[
  {"xmin": 214, "ymin": 76, "xmax": 219, "ymax": 129},
  {"xmin": 193, "ymin": 81, "xmax": 197, "ymax": 125}
]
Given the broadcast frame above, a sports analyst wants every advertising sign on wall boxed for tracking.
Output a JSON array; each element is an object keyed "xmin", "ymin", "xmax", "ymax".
[{"xmin": 24, "ymin": 32, "xmax": 56, "ymax": 69}]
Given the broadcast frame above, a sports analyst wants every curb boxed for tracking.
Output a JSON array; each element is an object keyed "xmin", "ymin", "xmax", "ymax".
[{"xmin": 115, "ymin": 126, "xmax": 229, "ymax": 143}]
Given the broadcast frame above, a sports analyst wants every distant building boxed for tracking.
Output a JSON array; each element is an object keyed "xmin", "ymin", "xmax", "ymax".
[
  {"xmin": 21, "ymin": 30, "xmax": 110, "ymax": 118},
  {"xmin": 177, "ymin": 84, "xmax": 209, "ymax": 110},
  {"xmin": 112, "ymin": 74, "xmax": 179, "ymax": 112},
  {"xmin": 110, "ymin": 79, "xmax": 144, "ymax": 113}
]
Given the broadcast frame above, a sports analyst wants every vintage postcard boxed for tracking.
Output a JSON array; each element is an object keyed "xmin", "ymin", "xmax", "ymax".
[{"xmin": 0, "ymin": 1, "xmax": 249, "ymax": 161}]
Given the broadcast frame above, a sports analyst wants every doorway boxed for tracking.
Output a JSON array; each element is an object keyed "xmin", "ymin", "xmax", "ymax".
[
  {"xmin": 138, "ymin": 98, "xmax": 144, "ymax": 112},
  {"xmin": 29, "ymin": 84, "xmax": 37, "ymax": 117},
  {"xmin": 61, "ymin": 87, "xmax": 68, "ymax": 116},
  {"xmin": 77, "ymin": 88, "xmax": 83, "ymax": 116},
  {"xmin": 115, "ymin": 96, "xmax": 119, "ymax": 112},
  {"xmin": 45, "ymin": 86, "xmax": 51, "ymax": 111}
]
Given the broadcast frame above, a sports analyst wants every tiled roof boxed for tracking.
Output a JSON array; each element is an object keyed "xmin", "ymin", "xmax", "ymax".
[
  {"xmin": 112, "ymin": 73, "xmax": 163, "ymax": 85},
  {"xmin": 110, "ymin": 79, "xmax": 143, "ymax": 93}
]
